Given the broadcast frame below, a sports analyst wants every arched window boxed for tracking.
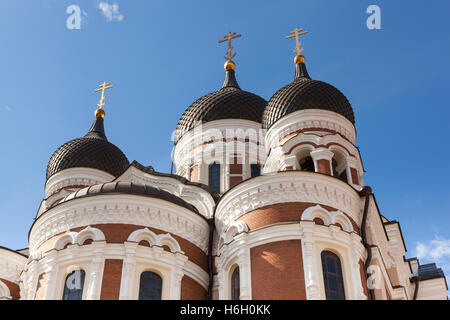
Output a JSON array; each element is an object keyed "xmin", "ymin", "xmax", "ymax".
[
  {"xmin": 139, "ymin": 271, "xmax": 162, "ymax": 300},
  {"xmin": 62, "ymin": 270, "xmax": 86, "ymax": 300},
  {"xmin": 250, "ymin": 164, "xmax": 261, "ymax": 177},
  {"xmin": 231, "ymin": 266, "xmax": 240, "ymax": 300},
  {"xmin": 299, "ymin": 156, "xmax": 315, "ymax": 172},
  {"xmin": 209, "ymin": 163, "xmax": 221, "ymax": 193},
  {"xmin": 321, "ymin": 251, "xmax": 345, "ymax": 300}
]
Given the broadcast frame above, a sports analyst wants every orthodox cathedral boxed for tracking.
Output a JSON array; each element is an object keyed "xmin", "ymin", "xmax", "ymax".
[{"xmin": 0, "ymin": 29, "xmax": 447, "ymax": 300}]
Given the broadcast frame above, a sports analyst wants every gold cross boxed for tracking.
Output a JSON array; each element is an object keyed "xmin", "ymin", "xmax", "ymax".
[
  {"xmin": 218, "ymin": 32, "xmax": 241, "ymax": 61},
  {"xmin": 94, "ymin": 81, "xmax": 114, "ymax": 109},
  {"xmin": 286, "ymin": 27, "xmax": 309, "ymax": 55}
]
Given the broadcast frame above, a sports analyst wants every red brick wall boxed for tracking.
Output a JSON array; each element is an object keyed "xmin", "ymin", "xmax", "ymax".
[
  {"xmin": 0, "ymin": 278, "xmax": 20, "ymax": 300},
  {"xmin": 92, "ymin": 224, "xmax": 208, "ymax": 272},
  {"xmin": 230, "ymin": 176, "xmax": 243, "ymax": 189},
  {"xmin": 350, "ymin": 168, "xmax": 359, "ymax": 185},
  {"xmin": 181, "ymin": 275, "xmax": 207, "ymax": 300},
  {"xmin": 316, "ymin": 159, "xmax": 331, "ymax": 175},
  {"xmin": 100, "ymin": 259, "xmax": 123, "ymax": 300},
  {"xmin": 238, "ymin": 202, "xmax": 360, "ymax": 235},
  {"xmin": 39, "ymin": 224, "xmax": 209, "ymax": 273},
  {"xmin": 250, "ymin": 240, "xmax": 306, "ymax": 300}
]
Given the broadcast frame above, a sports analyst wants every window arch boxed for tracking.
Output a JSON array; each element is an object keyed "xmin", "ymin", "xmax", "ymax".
[
  {"xmin": 321, "ymin": 251, "xmax": 345, "ymax": 300},
  {"xmin": 330, "ymin": 148, "xmax": 348, "ymax": 182},
  {"xmin": 62, "ymin": 270, "xmax": 86, "ymax": 300},
  {"xmin": 231, "ymin": 266, "xmax": 240, "ymax": 300},
  {"xmin": 208, "ymin": 163, "xmax": 221, "ymax": 193},
  {"xmin": 138, "ymin": 271, "xmax": 162, "ymax": 300}
]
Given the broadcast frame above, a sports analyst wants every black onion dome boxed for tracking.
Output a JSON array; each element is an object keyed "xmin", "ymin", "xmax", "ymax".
[
  {"xmin": 262, "ymin": 59, "xmax": 355, "ymax": 129},
  {"xmin": 46, "ymin": 116, "xmax": 129, "ymax": 179},
  {"xmin": 174, "ymin": 68, "xmax": 266, "ymax": 144}
]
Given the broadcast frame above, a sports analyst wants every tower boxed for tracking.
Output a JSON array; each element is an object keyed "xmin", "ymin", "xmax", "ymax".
[{"xmin": 173, "ymin": 32, "xmax": 267, "ymax": 194}]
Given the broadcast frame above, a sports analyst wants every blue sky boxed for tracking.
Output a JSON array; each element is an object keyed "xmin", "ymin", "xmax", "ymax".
[{"xmin": 0, "ymin": 0, "xmax": 449, "ymax": 280}]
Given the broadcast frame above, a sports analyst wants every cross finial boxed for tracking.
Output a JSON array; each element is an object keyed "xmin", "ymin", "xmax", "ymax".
[
  {"xmin": 218, "ymin": 32, "xmax": 242, "ymax": 61},
  {"xmin": 95, "ymin": 81, "xmax": 114, "ymax": 109},
  {"xmin": 286, "ymin": 27, "xmax": 309, "ymax": 55}
]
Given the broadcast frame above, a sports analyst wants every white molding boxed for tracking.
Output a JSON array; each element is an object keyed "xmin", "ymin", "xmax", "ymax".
[
  {"xmin": 302, "ymin": 204, "xmax": 354, "ymax": 233},
  {"xmin": 215, "ymin": 171, "xmax": 361, "ymax": 236},
  {"xmin": 29, "ymin": 194, "xmax": 210, "ymax": 253},
  {"xmin": 53, "ymin": 226, "xmax": 106, "ymax": 250},
  {"xmin": 127, "ymin": 228, "xmax": 184, "ymax": 254},
  {"xmin": 45, "ymin": 168, "xmax": 115, "ymax": 198},
  {"xmin": 263, "ymin": 131, "xmax": 363, "ymax": 181},
  {"xmin": 118, "ymin": 166, "xmax": 216, "ymax": 219},
  {"xmin": 219, "ymin": 221, "xmax": 249, "ymax": 247},
  {"xmin": 265, "ymin": 109, "xmax": 357, "ymax": 152},
  {"xmin": 173, "ymin": 119, "xmax": 267, "ymax": 193},
  {"xmin": 21, "ymin": 242, "xmax": 207, "ymax": 300}
]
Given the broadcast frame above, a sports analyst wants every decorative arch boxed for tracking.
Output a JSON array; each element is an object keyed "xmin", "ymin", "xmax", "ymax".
[
  {"xmin": 156, "ymin": 234, "xmax": 182, "ymax": 253},
  {"xmin": 127, "ymin": 228, "xmax": 183, "ymax": 254},
  {"xmin": 221, "ymin": 221, "xmax": 249, "ymax": 245},
  {"xmin": 128, "ymin": 228, "xmax": 158, "ymax": 245},
  {"xmin": 328, "ymin": 146, "xmax": 348, "ymax": 180},
  {"xmin": 54, "ymin": 232, "xmax": 77, "ymax": 250},
  {"xmin": 302, "ymin": 205, "xmax": 333, "ymax": 225},
  {"xmin": 302, "ymin": 205, "xmax": 353, "ymax": 233},
  {"xmin": 293, "ymin": 145, "xmax": 315, "ymax": 172},
  {"xmin": 75, "ymin": 226, "xmax": 105, "ymax": 245},
  {"xmin": 329, "ymin": 211, "xmax": 353, "ymax": 233}
]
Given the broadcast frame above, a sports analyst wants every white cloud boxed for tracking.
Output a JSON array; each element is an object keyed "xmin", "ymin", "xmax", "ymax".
[
  {"xmin": 415, "ymin": 237, "xmax": 450, "ymax": 292},
  {"xmin": 416, "ymin": 238, "xmax": 450, "ymax": 261},
  {"xmin": 98, "ymin": 2, "xmax": 124, "ymax": 22}
]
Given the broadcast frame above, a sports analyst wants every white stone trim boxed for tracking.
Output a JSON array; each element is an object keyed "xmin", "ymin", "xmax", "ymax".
[
  {"xmin": 265, "ymin": 109, "xmax": 357, "ymax": 152},
  {"xmin": 30, "ymin": 194, "xmax": 210, "ymax": 253},
  {"xmin": 302, "ymin": 204, "xmax": 353, "ymax": 233},
  {"xmin": 173, "ymin": 119, "xmax": 267, "ymax": 194},
  {"xmin": 215, "ymin": 171, "xmax": 361, "ymax": 236},
  {"xmin": 216, "ymin": 222, "xmax": 366, "ymax": 300},
  {"xmin": 127, "ymin": 228, "xmax": 184, "ymax": 254},
  {"xmin": 21, "ymin": 241, "xmax": 207, "ymax": 300},
  {"xmin": 45, "ymin": 168, "xmax": 115, "ymax": 198},
  {"xmin": 219, "ymin": 221, "xmax": 249, "ymax": 247},
  {"xmin": 264, "ymin": 130, "xmax": 363, "ymax": 182},
  {"xmin": 0, "ymin": 248, "xmax": 27, "ymax": 284},
  {"xmin": 53, "ymin": 226, "xmax": 106, "ymax": 250}
]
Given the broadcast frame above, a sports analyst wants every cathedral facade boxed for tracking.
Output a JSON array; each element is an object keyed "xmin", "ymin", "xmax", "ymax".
[{"xmin": 0, "ymin": 32, "xmax": 447, "ymax": 300}]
